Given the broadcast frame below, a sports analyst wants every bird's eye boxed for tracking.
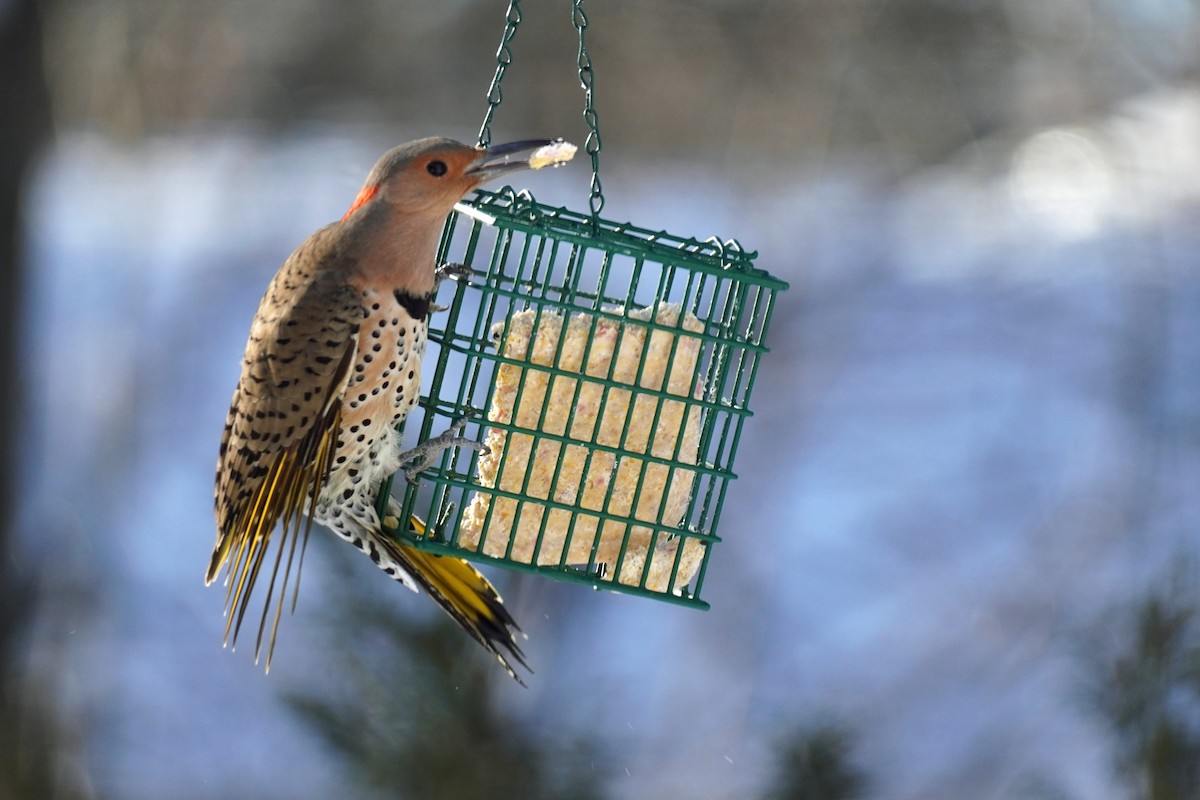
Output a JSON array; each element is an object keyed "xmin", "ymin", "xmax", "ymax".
[{"xmin": 427, "ymin": 160, "xmax": 448, "ymax": 177}]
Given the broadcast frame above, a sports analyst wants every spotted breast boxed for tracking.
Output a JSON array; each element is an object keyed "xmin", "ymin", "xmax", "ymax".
[{"xmin": 313, "ymin": 285, "xmax": 431, "ymax": 556}]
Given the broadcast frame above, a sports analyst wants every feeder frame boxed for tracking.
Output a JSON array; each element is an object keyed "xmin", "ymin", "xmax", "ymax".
[
  {"xmin": 378, "ymin": 189, "xmax": 787, "ymax": 608},
  {"xmin": 376, "ymin": 0, "xmax": 788, "ymax": 608}
]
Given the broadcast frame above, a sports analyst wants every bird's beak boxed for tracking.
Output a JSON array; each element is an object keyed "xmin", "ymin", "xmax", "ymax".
[{"xmin": 467, "ymin": 139, "xmax": 556, "ymax": 181}]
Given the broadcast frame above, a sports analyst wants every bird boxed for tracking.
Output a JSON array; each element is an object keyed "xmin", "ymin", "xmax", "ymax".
[{"xmin": 208, "ymin": 137, "xmax": 563, "ymax": 682}]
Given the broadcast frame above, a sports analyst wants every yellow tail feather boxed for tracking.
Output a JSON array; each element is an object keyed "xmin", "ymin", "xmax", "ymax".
[{"xmin": 382, "ymin": 519, "xmax": 529, "ymax": 685}]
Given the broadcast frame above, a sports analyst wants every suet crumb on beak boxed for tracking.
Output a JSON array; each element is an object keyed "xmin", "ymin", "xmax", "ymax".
[{"xmin": 528, "ymin": 140, "xmax": 577, "ymax": 170}]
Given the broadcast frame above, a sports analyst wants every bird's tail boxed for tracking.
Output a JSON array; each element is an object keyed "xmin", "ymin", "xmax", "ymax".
[{"xmin": 379, "ymin": 515, "xmax": 529, "ymax": 685}]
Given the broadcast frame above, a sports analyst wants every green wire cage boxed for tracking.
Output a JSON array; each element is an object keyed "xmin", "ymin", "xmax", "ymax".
[{"xmin": 379, "ymin": 187, "xmax": 788, "ymax": 609}]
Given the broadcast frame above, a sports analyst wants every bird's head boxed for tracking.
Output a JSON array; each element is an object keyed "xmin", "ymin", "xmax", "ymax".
[{"xmin": 343, "ymin": 137, "xmax": 560, "ymax": 221}]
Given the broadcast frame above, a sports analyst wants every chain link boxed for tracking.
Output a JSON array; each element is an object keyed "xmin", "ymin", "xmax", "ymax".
[
  {"xmin": 477, "ymin": 0, "xmax": 523, "ymax": 149},
  {"xmin": 477, "ymin": 0, "xmax": 605, "ymax": 218},
  {"xmin": 572, "ymin": 0, "xmax": 605, "ymax": 218}
]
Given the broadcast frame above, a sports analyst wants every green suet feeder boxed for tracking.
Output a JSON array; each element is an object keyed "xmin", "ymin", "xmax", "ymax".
[{"xmin": 379, "ymin": 0, "xmax": 788, "ymax": 608}]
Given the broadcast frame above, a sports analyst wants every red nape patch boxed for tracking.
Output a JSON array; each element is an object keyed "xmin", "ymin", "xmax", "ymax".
[{"xmin": 342, "ymin": 184, "xmax": 378, "ymax": 220}]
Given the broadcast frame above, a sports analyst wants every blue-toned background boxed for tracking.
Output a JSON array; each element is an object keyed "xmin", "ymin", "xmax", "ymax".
[{"xmin": 5, "ymin": 1, "xmax": 1199, "ymax": 798}]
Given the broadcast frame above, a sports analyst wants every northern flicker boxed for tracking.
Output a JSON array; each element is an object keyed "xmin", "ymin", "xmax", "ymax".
[{"xmin": 208, "ymin": 137, "xmax": 572, "ymax": 681}]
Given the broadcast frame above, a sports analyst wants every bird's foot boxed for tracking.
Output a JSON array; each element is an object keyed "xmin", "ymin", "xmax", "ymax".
[
  {"xmin": 431, "ymin": 263, "xmax": 475, "ymax": 313},
  {"xmin": 434, "ymin": 261, "xmax": 474, "ymax": 286},
  {"xmin": 398, "ymin": 416, "xmax": 490, "ymax": 484}
]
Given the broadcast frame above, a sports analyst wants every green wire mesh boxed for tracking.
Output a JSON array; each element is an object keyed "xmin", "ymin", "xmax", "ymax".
[{"xmin": 380, "ymin": 187, "xmax": 788, "ymax": 609}]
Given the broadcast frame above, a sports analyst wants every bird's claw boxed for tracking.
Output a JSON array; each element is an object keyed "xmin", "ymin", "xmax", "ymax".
[
  {"xmin": 431, "ymin": 263, "xmax": 474, "ymax": 315},
  {"xmin": 397, "ymin": 416, "xmax": 489, "ymax": 485},
  {"xmin": 434, "ymin": 262, "xmax": 474, "ymax": 286}
]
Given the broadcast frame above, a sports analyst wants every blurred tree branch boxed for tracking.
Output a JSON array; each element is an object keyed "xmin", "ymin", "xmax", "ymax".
[
  {"xmin": 1, "ymin": 3, "xmax": 64, "ymax": 799},
  {"xmin": 286, "ymin": 541, "xmax": 609, "ymax": 800},
  {"xmin": 762, "ymin": 722, "xmax": 867, "ymax": 800},
  {"xmin": 1084, "ymin": 563, "xmax": 1200, "ymax": 800},
  {"xmin": 39, "ymin": 0, "xmax": 1200, "ymax": 171}
]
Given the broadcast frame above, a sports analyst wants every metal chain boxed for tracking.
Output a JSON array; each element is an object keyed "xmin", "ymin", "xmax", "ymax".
[
  {"xmin": 572, "ymin": 0, "xmax": 605, "ymax": 218},
  {"xmin": 477, "ymin": 0, "xmax": 523, "ymax": 149},
  {"xmin": 477, "ymin": 0, "xmax": 605, "ymax": 218}
]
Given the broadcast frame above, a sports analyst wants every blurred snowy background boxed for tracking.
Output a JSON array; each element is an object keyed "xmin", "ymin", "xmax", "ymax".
[{"xmin": 3, "ymin": 1, "xmax": 1200, "ymax": 798}]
